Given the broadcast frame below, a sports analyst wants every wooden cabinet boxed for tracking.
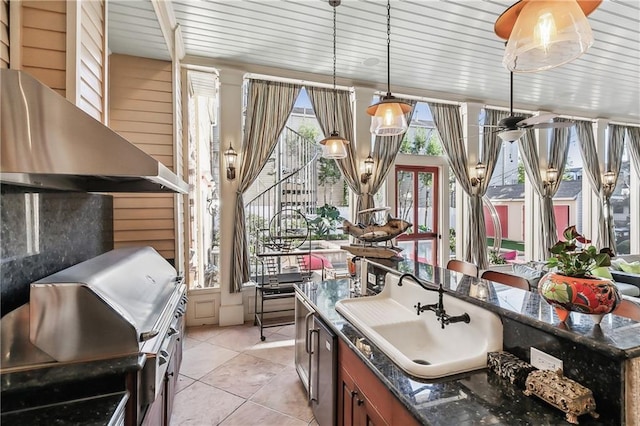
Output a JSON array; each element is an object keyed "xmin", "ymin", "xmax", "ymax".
[{"xmin": 338, "ymin": 339, "xmax": 420, "ymax": 426}]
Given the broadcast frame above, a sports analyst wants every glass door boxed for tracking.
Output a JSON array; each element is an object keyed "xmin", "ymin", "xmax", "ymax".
[{"xmin": 395, "ymin": 165, "xmax": 439, "ymax": 266}]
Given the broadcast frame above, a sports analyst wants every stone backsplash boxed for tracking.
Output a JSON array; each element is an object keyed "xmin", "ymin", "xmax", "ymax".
[
  {"xmin": 502, "ymin": 316, "xmax": 624, "ymax": 424},
  {"xmin": 0, "ymin": 185, "xmax": 113, "ymax": 316}
]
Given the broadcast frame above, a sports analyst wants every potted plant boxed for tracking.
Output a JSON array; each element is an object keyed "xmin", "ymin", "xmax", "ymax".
[{"xmin": 539, "ymin": 226, "xmax": 621, "ymax": 324}]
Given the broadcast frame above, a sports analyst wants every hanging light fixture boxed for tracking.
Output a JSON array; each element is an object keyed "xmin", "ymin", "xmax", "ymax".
[
  {"xmin": 367, "ymin": 0, "xmax": 412, "ymax": 136},
  {"xmin": 495, "ymin": 0, "xmax": 602, "ymax": 73},
  {"xmin": 319, "ymin": 0, "xmax": 349, "ymax": 160}
]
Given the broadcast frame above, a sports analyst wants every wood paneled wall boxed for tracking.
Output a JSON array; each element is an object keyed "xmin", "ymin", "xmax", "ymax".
[
  {"xmin": 109, "ymin": 54, "xmax": 176, "ymax": 259},
  {"xmin": 78, "ymin": 0, "xmax": 105, "ymax": 121},
  {"xmin": 20, "ymin": 0, "xmax": 66, "ymax": 96},
  {"xmin": 1, "ymin": 0, "xmax": 8, "ymax": 68}
]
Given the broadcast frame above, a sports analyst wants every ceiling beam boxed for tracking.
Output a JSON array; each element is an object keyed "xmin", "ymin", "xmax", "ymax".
[{"xmin": 150, "ymin": 0, "xmax": 185, "ymax": 61}]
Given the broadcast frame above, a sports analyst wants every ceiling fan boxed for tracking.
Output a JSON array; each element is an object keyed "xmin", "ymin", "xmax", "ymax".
[{"xmin": 486, "ymin": 71, "xmax": 573, "ymax": 142}]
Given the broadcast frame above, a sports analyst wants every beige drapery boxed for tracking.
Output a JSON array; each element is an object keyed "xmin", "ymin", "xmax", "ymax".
[
  {"xmin": 575, "ymin": 121, "xmax": 626, "ymax": 251},
  {"xmin": 518, "ymin": 118, "xmax": 571, "ymax": 257},
  {"xmin": 308, "ymin": 89, "xmax": 416, "ymax": 224},
  {"xmin": 625, "ymin": 126, "xmax": 640, "ymax": 178},
  {"xmin": 231, "ymin": 80, "xmax": 302, "ymax": 292},
  {"xmin": 305, "ymin": 86, "xmax": 357, "ymax": 197},
  {"xmin": 428, "ymin": 104, "xmax": 502, "ymax": 269}
]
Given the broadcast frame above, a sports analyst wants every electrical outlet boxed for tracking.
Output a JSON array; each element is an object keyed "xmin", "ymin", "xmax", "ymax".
[
  {"xmin": 530, "ymin": 347, "xmax": 563, "ymax": 373},
  {"xmin": 368, "ymin": 273, "xmax": 376, "ymax": 286}
]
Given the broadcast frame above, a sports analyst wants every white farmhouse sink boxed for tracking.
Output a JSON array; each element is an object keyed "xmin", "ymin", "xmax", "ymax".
[{"xmin": 335, "ymin": 273, "xmax": 503, "ymax": 379}]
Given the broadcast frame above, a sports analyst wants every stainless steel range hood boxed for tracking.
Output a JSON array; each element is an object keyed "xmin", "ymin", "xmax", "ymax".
[{"xmin": 0, "ymin": 69, "xmax": 188, "ymax": 193}]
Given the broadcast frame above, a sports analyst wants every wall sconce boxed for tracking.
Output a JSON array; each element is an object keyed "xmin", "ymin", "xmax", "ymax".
[
  {"xmin": 603, "ymin": 170, "xmax": 616, "ymax": 191},
  {"xmin": 360, "ymin": 155, "xmax": 374, "ymax": 184},
  {"xmin": 471, "ymin": 162, "xmax": 486, "ymax": 186},
  {"xmin": 224, "ymin": 143, "xmax": 238, "ymax": 180},
  {"xmin": 544, "ymin": 167, "xmax": 558, "ymax": 188}
]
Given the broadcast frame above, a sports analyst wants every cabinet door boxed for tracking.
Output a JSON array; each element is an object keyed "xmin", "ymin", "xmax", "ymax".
[
  {"xmin": 356, "ymin": 386, "xmax": 388, "ymax": 426},
  {"xmin": 339, "ymin": 367, "xmax": 356, "ymax": 426}
]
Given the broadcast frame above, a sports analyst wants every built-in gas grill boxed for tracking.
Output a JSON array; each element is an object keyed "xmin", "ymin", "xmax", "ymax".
[{"xmin": 1, "ymin": 247, "xmax": 187, "ymax": 425}]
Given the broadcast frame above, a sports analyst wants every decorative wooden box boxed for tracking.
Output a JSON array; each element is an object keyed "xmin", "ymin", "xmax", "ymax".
[
  {"xmin": 487, "ymin": 351, "xmax": 536, "ymax": 389},
  {"xmin": 523, "ymin": 370, "xmax": 598, "ymax": 425}
]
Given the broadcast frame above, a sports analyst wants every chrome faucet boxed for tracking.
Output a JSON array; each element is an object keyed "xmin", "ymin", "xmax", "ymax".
[{"xmin": 397, "ymin": 273, "xmax": 471, "ymax": 329}]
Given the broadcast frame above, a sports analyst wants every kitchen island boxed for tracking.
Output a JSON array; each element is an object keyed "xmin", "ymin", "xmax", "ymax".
[{"xmin": 295, "ymin": 261, "xmax": 640, "ymax": 425}]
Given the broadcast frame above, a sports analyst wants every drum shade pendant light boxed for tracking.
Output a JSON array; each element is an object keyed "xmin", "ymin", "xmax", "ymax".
[
  {"xmin": 367, "ymin": 0, "xmax": 412, "ymax": 136},
  {"xmin": 319, "ymin": 0, "xmax": 349, "ymax": 160},
  {"xmin": 496, "ymin": 0, "xmax": 602, "ymax": 73}
]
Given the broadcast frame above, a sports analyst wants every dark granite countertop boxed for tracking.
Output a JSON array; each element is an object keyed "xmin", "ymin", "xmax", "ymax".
[
  {"xmin": 370, "ymin": 259, "xmax": 640, "ymax": 359},
  {"xmin": 1, "ymin": 391, "xmax": 128, "ymax": 426},
  {"xmin": 1, "ymin": 354, "xmax": 140, "ymax": 424},
  {"xmin": 295, "ymin": 279, "xmax": 621, "ymax": 425}
]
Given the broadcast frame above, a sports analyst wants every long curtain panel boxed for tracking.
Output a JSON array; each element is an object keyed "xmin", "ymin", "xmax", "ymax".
[
  {"xmin": 519, "ymin": 119, "xmax": 571, "ymax": 257},
  {"xmin": 601, "ymin": 124, "xmax": 626, "ymax": 251},
  {"xmin": 428, "ymin": 103, "xmax": 501, "ymax": 269},
  {"xmin": 544, "ymin": 119, "xmax": 572, "ymax": 251},
  {"xmin": 625, "ymin": 126, "xmax": 640, "ymax": 178},
  {"xmin": 231, "ymin": 80, "xmax": 302, "ymax": 293},
  {"xmin": 575, "ymin": 120, "xmax": 626, "ymax": 251},
  {"xmin": 306, "ymin": 87, "xmax": 359, "ymax": 202}
]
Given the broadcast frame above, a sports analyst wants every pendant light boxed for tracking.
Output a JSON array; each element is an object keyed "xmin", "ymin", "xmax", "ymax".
[
  {"xmin": 367, "ymin": 0, "xmax": 412, "ymax": 136},
  {"xmin": 495, "ymin": 0, "xmax": 602, "ymax": 73},
  {"xmin": 319, "ymin": 0, "xmax": 349, "ymax": 160}
]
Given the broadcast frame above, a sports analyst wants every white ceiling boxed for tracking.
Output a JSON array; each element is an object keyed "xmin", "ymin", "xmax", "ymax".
[{"xmin": 109, "ymin": 0, "xmax": 640, "ymax": 123}]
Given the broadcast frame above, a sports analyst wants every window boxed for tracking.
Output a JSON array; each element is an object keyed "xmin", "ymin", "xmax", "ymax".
[{"xmin": 186, "ymin": 70, "xmax": 220, "ymax": 290}]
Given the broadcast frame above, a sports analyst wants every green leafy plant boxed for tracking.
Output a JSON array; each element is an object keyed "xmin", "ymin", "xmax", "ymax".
[
  {"xmin": 309, "ymin": 204, "xmax": 344, "ymax": 239},
  {"xmin": 489, "ymin": 250, "xmax": 507, "ymax": 265},
  {"xmin": 546, "ymin": 226, "xmax": 612, "ymax": 278}
]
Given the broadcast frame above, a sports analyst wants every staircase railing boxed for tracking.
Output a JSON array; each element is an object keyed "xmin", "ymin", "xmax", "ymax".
[{"xmin": 244, "ymin": 127, "xmax": 322, "ymax": 280}]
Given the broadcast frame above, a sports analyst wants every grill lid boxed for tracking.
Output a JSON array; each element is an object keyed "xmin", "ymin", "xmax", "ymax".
[{"xmin": 30, "ymin": 247, "xmax": 180, "ymax": 362}]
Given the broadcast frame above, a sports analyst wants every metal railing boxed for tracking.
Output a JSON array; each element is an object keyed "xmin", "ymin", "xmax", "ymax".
[{"xmin": 245, "ymin": 127, "xmax": 322, "ymax": 279}]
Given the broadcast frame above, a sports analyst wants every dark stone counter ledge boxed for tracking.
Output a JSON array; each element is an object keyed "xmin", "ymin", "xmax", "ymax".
[
  {"xmin": 295, "ymin": 280, "xmax": 615, "ymax": 425},
  {"xmin": 0, "ymin": 391, "xmax": 128, "ymax": 426},
  {"xmin": 1, "ymin": 354, "xmax": 142, "ymax": 412},
  {"xmin": 1, "ymin": 354, "xmax": 142, "ymax": 394},
  {"xmin": 369, "ymin": 260, "xmax": 640, "ymax": 359}
]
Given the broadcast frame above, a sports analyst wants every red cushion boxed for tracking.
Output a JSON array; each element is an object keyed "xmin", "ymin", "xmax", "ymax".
[
  {"xmin": 301, "ymin": 254, "xmax": 333, "ymax": 270},
  {"xmin": 502, "ymin": 250, "xmax": 517, "ymax": 260}
]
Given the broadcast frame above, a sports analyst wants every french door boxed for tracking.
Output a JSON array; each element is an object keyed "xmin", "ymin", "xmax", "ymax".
[{"xmin": 395, "ymin": 165, "xmax": 440, "ymax": 266}]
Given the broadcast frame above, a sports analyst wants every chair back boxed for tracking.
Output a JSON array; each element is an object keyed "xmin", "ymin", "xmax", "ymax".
[
  {"xmin": 613, "ymin": 299, "xmax": 640, "ymax": 322},
  {"xmin": 446, "ymin": 260, "xmax": 479, "ymax": 278},
  {"xmin": 481, "ymin": 270, "xmax": 530, "ymax": 291}
]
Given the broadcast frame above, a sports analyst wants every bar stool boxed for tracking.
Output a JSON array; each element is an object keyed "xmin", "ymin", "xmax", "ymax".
[
  {"xmin": 613, "ymin": 299, "xmax": 640, "ymax": 322},
  {"xmin": 481, "ymin": 270, "xmax": 530, "ymax": 291},
  {"xmin": 446, "ymin": 259, "xmax": 479, "ymax": 278}
]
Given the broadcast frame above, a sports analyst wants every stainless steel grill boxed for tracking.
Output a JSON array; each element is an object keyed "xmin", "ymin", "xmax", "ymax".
[
  {"xmin": 30, "ymin": 246, "xmax": 182, "ymax": 362},
  {"xmin": 0, "ymin": 246, "xmax": 187, "ymax": 424}
]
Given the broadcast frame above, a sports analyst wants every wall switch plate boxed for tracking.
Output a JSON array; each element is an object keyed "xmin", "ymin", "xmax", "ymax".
[{"xmin": 530, "ymin": 347, "xmax": 563, "ymax": 373}]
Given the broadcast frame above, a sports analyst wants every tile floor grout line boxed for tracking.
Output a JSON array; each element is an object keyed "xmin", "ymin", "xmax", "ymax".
[{"xmin": 173, "ymin": 323, "xmax": 314, "ymax": 425}]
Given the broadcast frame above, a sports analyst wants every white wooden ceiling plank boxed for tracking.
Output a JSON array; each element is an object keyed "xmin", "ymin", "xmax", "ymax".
[
  {"xmin": 180, "ymin": 25, "xmax": 640, "ymax": 83},
  {"xmin": 108, "ymin": 0, "xmax": 639, "ymax": 121}
]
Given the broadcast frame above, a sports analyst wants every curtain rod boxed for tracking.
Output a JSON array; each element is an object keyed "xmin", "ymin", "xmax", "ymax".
[
  {"xmin": 241, "ymin": 72, "xmax": 640, "ymax": 126},
  {"xmin": 245, "ymin": 73, "xmax": 352, "ymax": 92}
]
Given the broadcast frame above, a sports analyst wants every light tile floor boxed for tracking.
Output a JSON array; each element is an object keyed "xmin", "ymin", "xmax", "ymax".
[{"xmin": 171, "ymin": 322, "xmax": 318, "ymax": 426}]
